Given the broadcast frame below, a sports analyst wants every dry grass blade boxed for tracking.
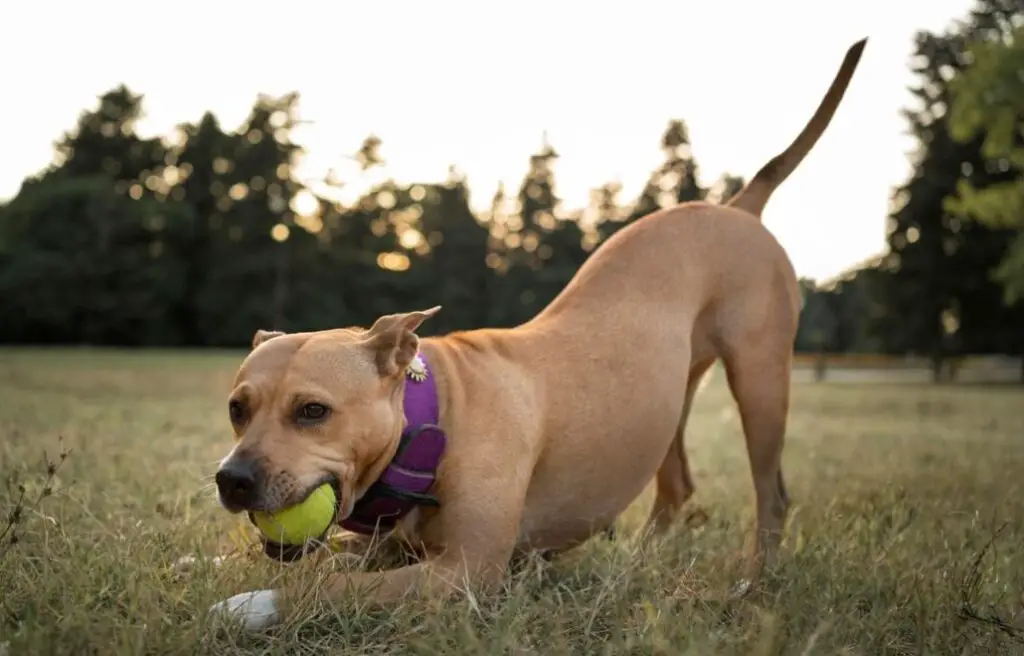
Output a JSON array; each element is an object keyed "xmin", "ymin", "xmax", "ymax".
[
  {"xmin": 0, "ymin": 436, "xmax": 70, "ymax": 566},
  {"xmin": 957, "ymin": 521, "xmax": 1024, "ymax": 643}
]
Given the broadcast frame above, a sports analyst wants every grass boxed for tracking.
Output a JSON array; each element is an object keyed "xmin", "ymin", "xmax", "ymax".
[{"xmin": 1, "ymin": 348, "xmax": 1023, "ymax": 655}]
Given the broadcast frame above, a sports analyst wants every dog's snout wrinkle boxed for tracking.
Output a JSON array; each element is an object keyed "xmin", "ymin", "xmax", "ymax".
[{"xmin": 216, "ymin": 457, "xmax": 263, "ymax": 509}]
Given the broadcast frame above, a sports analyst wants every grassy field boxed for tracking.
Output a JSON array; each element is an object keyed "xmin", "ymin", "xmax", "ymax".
[{"xmin": 1, "ymin": 348, "xmax": 1023, "ymax": 655}]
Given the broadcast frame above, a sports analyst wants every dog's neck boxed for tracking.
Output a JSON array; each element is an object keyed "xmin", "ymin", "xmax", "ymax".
[{"xmin": 420, "ymin": 327, "xmax": 552, "ymax": 421}]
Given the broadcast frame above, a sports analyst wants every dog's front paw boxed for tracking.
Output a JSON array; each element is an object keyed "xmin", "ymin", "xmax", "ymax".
[{"xmin": 208, "ymin": 589, "xmax": 280, "ymax": 631}]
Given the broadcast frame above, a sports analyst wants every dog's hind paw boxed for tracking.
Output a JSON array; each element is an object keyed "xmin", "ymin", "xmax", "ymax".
[{"xmin": 208, "ymin": 589, "xmax": 281, "ymax": 632}]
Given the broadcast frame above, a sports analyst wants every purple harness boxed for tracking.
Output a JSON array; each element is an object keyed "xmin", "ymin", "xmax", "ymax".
[{"xmin": 339, "ymin": 354, "xmax": 446, "ymax": 535}]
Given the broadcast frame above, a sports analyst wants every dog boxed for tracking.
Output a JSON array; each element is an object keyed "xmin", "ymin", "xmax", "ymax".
[{"xmin": 208, "ymin": 39, "xmax": 867, "ymax": 630}]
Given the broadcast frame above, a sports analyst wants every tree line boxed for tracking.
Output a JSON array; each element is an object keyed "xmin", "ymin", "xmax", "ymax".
[
  {"xmin": 0, "ymin": 90, "xmax": 742, "ymax": 346},
  {"xmin": 796, "ymin": 0, "xmax": 1024, "ymax": 377},
  {"xmin": 1, "ymin": 0, "xmax": 1022, "ymax": 380}
]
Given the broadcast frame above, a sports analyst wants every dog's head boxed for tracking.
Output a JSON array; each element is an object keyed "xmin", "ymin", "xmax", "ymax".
[{"xmin": 214, "ymin": 307, "xmax": 441, "ymax": 538}]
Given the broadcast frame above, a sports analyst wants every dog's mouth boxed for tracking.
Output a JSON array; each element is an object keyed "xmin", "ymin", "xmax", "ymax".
[{"xmin": 252, "ymin": 475, "xmax": 343, "ymax": 563}]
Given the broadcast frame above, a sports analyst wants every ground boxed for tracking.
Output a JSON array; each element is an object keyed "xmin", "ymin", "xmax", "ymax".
[{"xmin": 0, "ymin": 349, "xmax": 1022, "ymax": 655}]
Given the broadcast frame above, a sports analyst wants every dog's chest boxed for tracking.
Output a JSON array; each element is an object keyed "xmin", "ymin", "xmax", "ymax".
[{"xmin": 391, "ymin": 507, "xmax": 429, "ymax": 546}]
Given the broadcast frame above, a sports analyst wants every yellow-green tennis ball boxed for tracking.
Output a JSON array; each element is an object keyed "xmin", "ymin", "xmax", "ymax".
[{"xmin": 252, "ymin": 484, "xmax": 336, "ymax": 545}]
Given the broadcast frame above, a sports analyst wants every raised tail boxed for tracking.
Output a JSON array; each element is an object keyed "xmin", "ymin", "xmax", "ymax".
[{"xmin": 728, "ymin": 38, "xmax": 868, "ymax": 218}]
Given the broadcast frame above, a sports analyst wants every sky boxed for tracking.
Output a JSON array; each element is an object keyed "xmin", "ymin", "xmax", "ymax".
[{"xmin": 2, "ymin": 0, "xmax": 973, "ymax": 282}]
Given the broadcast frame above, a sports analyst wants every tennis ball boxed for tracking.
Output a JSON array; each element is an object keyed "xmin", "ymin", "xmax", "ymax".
[{"xmin": 252, "ymin": 483, "xmax": 336, "ymax": 545}]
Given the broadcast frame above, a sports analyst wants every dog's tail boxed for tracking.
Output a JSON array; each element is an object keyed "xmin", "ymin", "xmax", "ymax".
[{"xmin": 727, "ymin": 38, "xmax": 867, "ymax": 218}]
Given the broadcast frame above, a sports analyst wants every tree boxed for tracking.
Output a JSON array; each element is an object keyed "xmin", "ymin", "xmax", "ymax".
[
  {"xmin": 0, "ymin": 86, "xmax": 193, "ymax": 345},
  {"xmin": 517, "ymin": 137, "xmax": 561, "ymax": 240},
  {"xmin": 708, "ymin": 174, "xmax": 746, "ymax": 205},
  {"xmin": 946, "ymin": 22, "xmax": 1024, "ymax": 305},
  {"xmin": 874, "ymin": 6, "xmax": 1024, "ymax": 376},
  {"xmin": 171, "ymin": 112, "xmax": 234, "ymax": 343},
  {"xmin": 660, "ymin": 119, "xmax": 705, "ymax": 205},
  {"xmin": 490, "ymin": 137, "xmax": 589, "ymax": 323},
  {"xmin": 532, "ymin": 140, "xmax": 587, "ymax": 314},
  {"xmin": 0, "ymin": 175, "xmax": 196, "ymax": 345},
  {"xmin": 631, "ymin": 119, "xmax": 706, "ymax": 215},
  {"xmin": 185, "ymin": 92, "xmax": 308, "ymax": 345},
  {"xmin": 418, "ymin": 167, "xmax": 493, "ymax": 333},
  {"xmin": 604, "ymin": 120, "xmax": 742, "ymax": 243},
  {"xmin": 795, "ymin": 279, "xmax": 839, "ymax": 355},
  {"xmin": 53, "ymin": 86, "xmax": 166, "ymax": 191}
]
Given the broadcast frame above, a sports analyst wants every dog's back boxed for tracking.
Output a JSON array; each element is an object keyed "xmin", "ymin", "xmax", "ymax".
[
  {"xmin": 534, "ymin": 38, "xmax": 868, "ymax": 356},
  {"xmin": 512, "ymin": 39, "xmax": 868, "ymax": 557}
]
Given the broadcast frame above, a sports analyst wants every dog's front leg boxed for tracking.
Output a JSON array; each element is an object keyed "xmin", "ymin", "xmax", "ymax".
[
  {"xmin": 209, "ymin": 548, "xmax": 511, "ymax": 631},
  {"xmin": 206, "ymin": 558, "xmax": 475, "ymax": 630},
  {"xmin": 325, "ymin": 554, "xmax": 503, "ymax": 604},
  {"xmin": 209, "ymin": 470, "xmax": 528, "ymax": 632}
]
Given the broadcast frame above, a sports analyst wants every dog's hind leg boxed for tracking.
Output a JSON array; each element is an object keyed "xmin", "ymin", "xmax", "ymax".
[
  {"xmin": 644, "ymin": 359, "xmax": 716, "ymax": 536},
  {"xmin": 722, "ymin": 342, "xmax": 792, "ymax": 580}
]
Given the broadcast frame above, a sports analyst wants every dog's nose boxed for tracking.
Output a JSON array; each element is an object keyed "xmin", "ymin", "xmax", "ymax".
[{"xmin": 215, "ymin": 458, "xmax": 262, "ymax": 508}]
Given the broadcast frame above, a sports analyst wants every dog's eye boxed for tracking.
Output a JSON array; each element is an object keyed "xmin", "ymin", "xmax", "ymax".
[
  {"xmin": 297, "ymin": 403, "xmax": 329, "ymax": 424},
  {"xmin": 228, "ymin": 400, "xmax": 246, "ymax": 424}
]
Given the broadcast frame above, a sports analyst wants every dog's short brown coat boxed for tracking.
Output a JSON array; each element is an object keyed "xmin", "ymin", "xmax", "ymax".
[{"xmin": 210, "ymin": 39, "xmax": 868, "ymax": 629}]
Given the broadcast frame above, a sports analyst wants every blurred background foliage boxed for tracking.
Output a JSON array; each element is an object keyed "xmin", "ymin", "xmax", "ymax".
[{"xmin": 0, "ymin": 0, "xmax": 1022, "ymax": 381}]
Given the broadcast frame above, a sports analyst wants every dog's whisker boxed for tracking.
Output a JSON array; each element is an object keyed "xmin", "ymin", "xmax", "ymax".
[{"xmin": 193, "ymin": 483, "xmax": 219, "ymax": 500}]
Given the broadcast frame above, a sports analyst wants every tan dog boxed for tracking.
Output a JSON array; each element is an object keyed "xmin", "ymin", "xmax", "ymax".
[{"xmin": 209, "ymin": 39, "xmax": 867, "ymax": 630}]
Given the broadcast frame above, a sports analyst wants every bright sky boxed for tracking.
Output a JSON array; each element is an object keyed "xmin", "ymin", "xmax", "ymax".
[{"xmin": 3, "ymin": 0, "xmax": 972, "ymax": 281}]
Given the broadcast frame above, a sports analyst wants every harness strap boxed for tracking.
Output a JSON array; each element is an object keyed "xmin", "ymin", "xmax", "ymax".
[{"xmin": 340, "ymin": 353, "xmax": 446, "ymax": 535}]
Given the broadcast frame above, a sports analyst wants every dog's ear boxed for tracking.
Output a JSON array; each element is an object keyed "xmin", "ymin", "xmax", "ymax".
[
  {"xmin": 252, "ymin": 329, "xmax": 285, "ymax": 349},
  {"xmin": 365, "ymin": 306, "xmax": 441, "ymax": 377}
]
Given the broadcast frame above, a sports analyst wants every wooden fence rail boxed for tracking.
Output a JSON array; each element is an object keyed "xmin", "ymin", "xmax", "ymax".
[{"xmin": 788, "ymin": 354, "xmax": 1024, "ymax": 384}]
